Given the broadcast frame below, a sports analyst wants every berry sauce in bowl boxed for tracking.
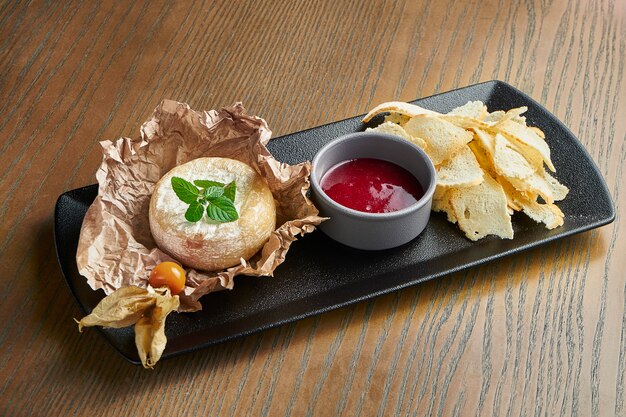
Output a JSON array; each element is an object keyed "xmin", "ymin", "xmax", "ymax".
[
  {"xmin": 311, "ymin": 131, "xmax": 436, "ymax": 251},
  {"xmin": 320, "ymin": 158, "xmax": 424, "ymax": 214}
]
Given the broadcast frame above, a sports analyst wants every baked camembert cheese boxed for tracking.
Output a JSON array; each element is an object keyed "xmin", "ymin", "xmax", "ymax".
[{"xmin": 149, "ymin": 157, "xmax": 276, "ymax": 271}]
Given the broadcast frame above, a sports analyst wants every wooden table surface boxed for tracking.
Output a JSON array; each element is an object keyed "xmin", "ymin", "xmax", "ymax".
[{"xmin": 1, "ymin": 1, "xmax": 624, "ymax": 416}]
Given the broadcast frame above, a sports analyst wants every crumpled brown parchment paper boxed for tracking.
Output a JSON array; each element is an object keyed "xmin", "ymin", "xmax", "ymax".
[{"xmin": 76, "ymin": 99, "xmax": 325, "ymax": 312}]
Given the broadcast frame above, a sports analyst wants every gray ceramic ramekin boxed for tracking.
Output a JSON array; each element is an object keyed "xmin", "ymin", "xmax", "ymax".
[{"xmin": 311, "ymin": 131, "xmax": 436, "ymax": 250}]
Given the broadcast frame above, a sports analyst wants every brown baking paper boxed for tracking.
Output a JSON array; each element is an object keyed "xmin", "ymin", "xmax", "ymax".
[{"xmin": 77, "ymin": 99, "xmax": 325, "ymax": 312}]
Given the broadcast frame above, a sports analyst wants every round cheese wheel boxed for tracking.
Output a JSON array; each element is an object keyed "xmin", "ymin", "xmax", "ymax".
[{"xmin": 149, "ymin": 157, "xmax": 276, "ymax": 271}]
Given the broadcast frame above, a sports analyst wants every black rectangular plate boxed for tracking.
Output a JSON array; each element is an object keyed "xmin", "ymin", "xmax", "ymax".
[{"xmin": 54, "ymin": 81, "xmax": 615, "ymax": 365}]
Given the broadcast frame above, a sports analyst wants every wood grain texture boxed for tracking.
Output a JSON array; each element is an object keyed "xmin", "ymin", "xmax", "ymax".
[{"xmin": 0, "ymin": 0, "xmax": 624, "ymax": 416}]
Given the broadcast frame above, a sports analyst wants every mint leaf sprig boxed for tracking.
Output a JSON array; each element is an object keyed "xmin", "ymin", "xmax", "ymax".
[{"xmin": 171, "ymin": 177, "xmax": 239, "ymax": 223}]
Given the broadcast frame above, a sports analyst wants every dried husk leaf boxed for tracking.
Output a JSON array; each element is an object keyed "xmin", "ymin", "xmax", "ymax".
[
  {"xmin": 76, "ymin": 286, "xmax": 179, "ymax": 368},
  {"xmin": 76, "ymin": 286, "xmax": 156, "ymax": 331},
  {"xmin": 134, "ymin": 289, "xmax": 180, "ymax": 368}
]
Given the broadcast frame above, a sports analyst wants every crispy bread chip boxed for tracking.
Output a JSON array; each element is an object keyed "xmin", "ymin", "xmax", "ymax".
[
  {"xmin": 502, "ymin": 178, "xmax": 564, "ymax": 229},
  {"xmin": 436, "ymin": 146, "xmax": 483, "ymax": 187},
  {"xmin": 496, "ymin": 175, "xmax": 523, "ymax": 211},
  {"xmin": 530, "ymin": 126, "xmax": 545, "ymax": 138},
  {"xmin": 507, "ymin": 169, "xmax": 555, "ymax": 204},
  {"xmin": 404, "ymin": 115, "xmax": 473, "ymax": 165},
  {"xmin": 504, "ymin": 138, "xmax": 546, "ymax": 171},
  {"xmin": 544, "ymin": 170, "xmax": 569, "ymax": 201},
  {"xmin": 448, "ymin": 101, "xmax": 487, "ymax": 119},
  {"xmin": 367, "ymin": 121, "xmax": 427, "ymax": 149},
  {"xmin": 362, "ymin": 101, "xmax": 440, "ymax": 123},
  {"xmin": 483, "ymin": 110, "xmax": 506, "ymax": 124},
  {"xmin": 384, "ymin": 112, "xmax": 411, "ymax": 126},
  {"xmin": 449, "ymin": 172, "xmax": 513, "ymax": 241},
  {"xmin": 473, "ymin": 128, "xmax": 495, "ymax": 155},
  {"xmin": 493, "ymin": 133, "xmax": 536, "ymax": 179},
  {"xmin": 432, "ymin": 186, "xmax": 457, "ymax": 223},
  {"xmin": 441, "ymin": 101, "xmax": 490, "ymax": 129},
  {"xmin": 433, "ymin": 184, "xmax": 447, "ymax": 200},
  {"xmin": 440, "ymin": 114, "xmax": 491, "ymax": 130},
  {"xmin": 492, "ymin": 119, "xmax": 555, "ymax": 171},
  {"xmin": 468, "ymin": 140, "xmax": 497, "ymax": 178},
  {"xmin": 518, "ymin": 199, "xmax": 564, "ymax": 229},
  {"xmin": 492, "ymin": 107, "xmax": 528, "ymax": 126}
]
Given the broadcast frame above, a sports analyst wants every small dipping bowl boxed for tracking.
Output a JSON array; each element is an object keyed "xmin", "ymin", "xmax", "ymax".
[{"xmin": 311, "ymin": 131, "xmax": 436, "ymax": 250}]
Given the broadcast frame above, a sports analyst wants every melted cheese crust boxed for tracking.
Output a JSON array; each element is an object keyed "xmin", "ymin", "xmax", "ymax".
[{"xmin": 149, "ymin": 157, "xmax": 276, "ymax": 271}]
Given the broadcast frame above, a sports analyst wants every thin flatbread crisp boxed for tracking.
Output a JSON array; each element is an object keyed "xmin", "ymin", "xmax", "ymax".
[
  {"xmin": 449, "ymin": 171, "xmax": 514, "ymax": 241},
  {"xmin": 403, "ymin": 115, "xmax": 473, "ymax": 165},
  {"xmin": 436, "ymin": 146, "xmax": 484, "ymax": 188},
  {"xmin": 362, "ymin": 101, "xmax": 440, "ymax": 123}
]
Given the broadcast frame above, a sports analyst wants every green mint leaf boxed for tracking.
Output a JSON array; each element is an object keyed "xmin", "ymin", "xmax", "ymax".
[
  {"xmin": 185, "ymin": 201, "xmax": 204, "ymax": 222},
  {"xmin": 206, "ymin": 197, "xmax": 239, "ymax": 223},
  {"xmin": 171, "ymin": 177, "xmax": 199, "ymax": 204},
  {"xmin": 204, "ymin": 186, "xmax": 224, "ymax": 199},
  {"xmin": 223, "ymin": 181, "xmax": 236, "ymax": 202},
  {"xmin": 194, "ymin": 179, "xmax": 224, "ymax": 188}
]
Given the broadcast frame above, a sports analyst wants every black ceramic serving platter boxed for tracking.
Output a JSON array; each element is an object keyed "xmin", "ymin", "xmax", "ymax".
[{"xmin": 54, "ymin": 80, "xmax": 615, "ymax": 365}]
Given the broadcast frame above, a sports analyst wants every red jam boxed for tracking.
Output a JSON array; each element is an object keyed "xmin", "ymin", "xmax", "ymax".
[{"xmin": 320, "ymin": 158, "xmax": 424, "ymax": 213}]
